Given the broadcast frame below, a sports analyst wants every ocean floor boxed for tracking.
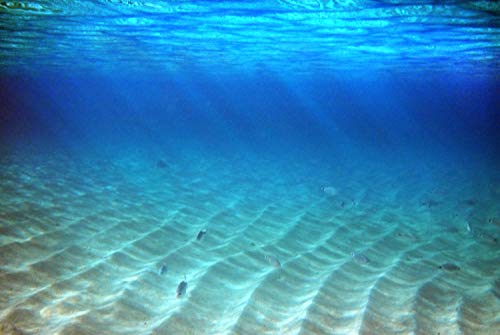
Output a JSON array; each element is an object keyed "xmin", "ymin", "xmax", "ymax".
[{"xmin": 0, "ymin": 145, "xmax": 499, "ymax": 335}]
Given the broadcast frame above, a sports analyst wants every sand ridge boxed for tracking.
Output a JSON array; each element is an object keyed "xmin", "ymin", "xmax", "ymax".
[{"xmin": 0, "ymin": 149, "xmax": 499, "ymax": 335}]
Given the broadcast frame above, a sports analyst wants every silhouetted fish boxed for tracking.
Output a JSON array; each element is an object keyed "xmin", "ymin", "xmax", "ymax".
[
  {"xmin": 156, "ymin": 159, "xmax": 168, "ymax": 168},
  {"xmin": 197, "ymin": 229, "xmax": 207, "ymax": 241},
  {"xmin": 438, "ymin": 263, "xmax": 460, "ymax": 271},
  {"xmin": 443, "ymin": 226, "xmax": 460, "ymax": 234},
  {"xmin": 492, "ymin": 279, "xmax": 500, "ymax": 300},
  {"xmin": 158, "ymin": 264, "xmax": 167, "ymax": 275},
  {"xmin": 352, "ymin": 252, "xmax": 370, "ymax": 264},
  {"xmin": 466, "ymin": 224, "xmax": 497, "ymax": 244},
  {"xmin": 421, "ymin": 199, "xmax": 439, "ymax": 208},
  {"xmin": 488, "ymin": 217, "xmax": 500, "ymax": 226},
  {"xmin": 265, "ymin": 254, "xmax": 281, "ymax": 268},
  {"xmin": 464, "ymin": 199, "xmax": 477, "ymax": 206},
  {"xmin": 176, "ymin": 278, "xmax": 188, "ymax": 298},
  {"xmin": 474, "ymin": 230, "xmax": 498, "ymax": 244}
]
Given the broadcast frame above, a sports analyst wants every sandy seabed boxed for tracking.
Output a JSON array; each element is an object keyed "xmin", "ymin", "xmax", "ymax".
[{"xmin": 0, "ymin": 147, "xmax": 499, "ymax": 335}]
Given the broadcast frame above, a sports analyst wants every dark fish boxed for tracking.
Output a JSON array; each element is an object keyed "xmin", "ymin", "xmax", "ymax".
[
  {"xmin": 196, "ymin": 229, "xmax": 207, "ymax": 241},
  {"xmin": 468, "ymin": 225, "xmax": 498, "ymax": 244},
  {"xmin": 156, "ymin": 159, "xmax": 167, "ymax": 168},
  {"xmin": 421, "ymin": 199, "xmax": 439, "ymax": 208},
  {"xmin": 158, "ymin": 264, "xmax": 167, "ymax": 275},
  {"xmin": 474, "ymin": 230, "xmax": 498, "ymax": 244},
  {"xmin": 493, "ymin": 279, "xmax": 500, "ymax": 300},
  {"xmin": 464, "ymin": 199, "xmax": 477, "ymax": 206},
  {"xmin": 396, "ymin": 232, "xmax": 414, "ymax": 239},
  {"xmin": 265, "ymin": 254, "xmax": 281, "ymax": 268},
  {"xmin": 488, "ymin": 218, "xmax": 500, "ymax": 226},
  {"xmin": 443, "ymin": 226, "xmax": 460, "ymax": 234},
  {"xmin": 176, "ymin": 279, "xmax": 188, "ymax": 298},
  {"xmin": 438, "ymin": 263, "xmax": 461, "ymax": 271}
]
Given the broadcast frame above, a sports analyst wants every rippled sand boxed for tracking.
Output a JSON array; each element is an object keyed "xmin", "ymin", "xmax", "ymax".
[{"xmin": 0, "ymin": 148, "xmax": 498, "ymax": 335}]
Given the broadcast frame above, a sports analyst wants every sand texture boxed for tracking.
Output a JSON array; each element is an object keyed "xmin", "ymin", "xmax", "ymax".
[{"xmin": 0, "ymin": 149, "xmax": 499, "ymax": 335}]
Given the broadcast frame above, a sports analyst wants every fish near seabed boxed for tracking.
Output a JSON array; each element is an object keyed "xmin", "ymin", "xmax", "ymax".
[
  {"xmin": 438, "ymin": 263, "xmax": 461, "ymax": 272},
  {"xmin": 156, "ymin": 159, "xmax": 168, "ymax": 169},
  {"xmin": 158, "ymin": 264, "xmax": 167, "ymax": 275},
  {"xmin": 265, "ymin": 254, "xmax": 281, "ymax": 268},
  {"xmin": 321, "ymin": 186, "xmax": 338, "ymax": 196},
  {"xmin": 197, "ymin": 229, "xmax": 207, "ymax": 241},
  {"xmin": 352, "ymin": 252, "xmax": 370, "ymax": 265},
  {"xmin": 176, "ymin": 276, "xmax": 188, "ymax": 298}
]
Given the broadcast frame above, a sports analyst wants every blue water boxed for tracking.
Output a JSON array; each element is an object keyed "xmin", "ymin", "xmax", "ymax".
[
  {"xmin": 1, "ymin": 74, "xmax": 498, "ymax": 164},
  {"xmin": 0, "ymin": 1, "xmax": 499, "ymax": 76},
  {"xmin": 1, "ymin": 1, "xmax": 499, "ymax": 335}
]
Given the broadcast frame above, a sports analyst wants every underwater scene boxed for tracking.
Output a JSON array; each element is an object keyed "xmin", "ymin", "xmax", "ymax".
[{"xmin": 0, "ymin": 1, "xmax": 499, "ymax": 335}]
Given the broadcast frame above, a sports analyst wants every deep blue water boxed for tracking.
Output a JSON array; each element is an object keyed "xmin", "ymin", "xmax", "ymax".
[
  {"xmin": 1, "ymin": 1, "xmax": 498, "ymax": 161},
  {"xmin": 1, "ymin": 73, "xmax": 498, "ymax": 167}
]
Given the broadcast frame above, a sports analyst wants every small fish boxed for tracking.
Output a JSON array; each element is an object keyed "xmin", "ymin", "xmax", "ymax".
[
  {"xmin": 352, "ymin": 252, "xmax": 370, "ymax": 265},
  {"xmin": 321, "ymin": 186, "xmax": 338, "ymax": 196},
  {"xmin": 443, "ymin": 226, "xmax": 459, "ymax": 234},
  {"xmin": 176, "ymin": 277, "xmax": 188, "ymax": 298},
  {"xmin": 464, "ymin": 199, "xmax": 477, "ymax": 206},
  {"xmin": 421, "ymin": 199, "xmax": 439, "ymax": 208},
  {"xmin": 156, "ymin": 159, "xmax": 168, "ymax": 168},
  {"xmin": 402, "ymin": 233, "xmax": 419, "ymax": 242},
  {"xmin": 466, "ymin": 222, "xmax": 472, "ymax": 233},
  {"xmin": 265, "ymin": 254, "xmax": 281, "ymax": 268},
  {"xmin": 196, "ymin": 229, "xmax": 207, "ymax": 241},
  {"xmin": 474, "ymin": 230, "xmax": 498, "ymax": 244},
  {"xmin": 488, "ymin": 218, "xmax": 500, "ymax": 226},
  {"xmin": 438, "ymin": 263, "xmax": 461, "ymax": 271},
  {"xmin": 158, "ymin": 264, "xmax": 167, "ymax": 275}
]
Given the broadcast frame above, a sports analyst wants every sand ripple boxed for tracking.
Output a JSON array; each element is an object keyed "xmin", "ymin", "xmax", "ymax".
[{"xmin": 0, "ymin": 151, "xmax": 499, "ymax": 334}]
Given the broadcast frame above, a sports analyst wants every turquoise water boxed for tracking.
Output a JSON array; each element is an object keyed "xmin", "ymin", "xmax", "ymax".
[{"xmin": 1, "ymin": 1, "xmax": 499, "ymax": 335}]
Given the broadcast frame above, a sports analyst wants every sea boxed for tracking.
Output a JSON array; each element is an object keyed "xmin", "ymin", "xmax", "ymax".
[{"xmin": 0, "ymin": 1, "xmax": 499, "ymax": 334}]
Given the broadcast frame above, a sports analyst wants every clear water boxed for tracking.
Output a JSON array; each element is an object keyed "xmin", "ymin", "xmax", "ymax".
[
  {"xmin": 0, "ymin": 0, "xmax": 498, "ymax": 75},
  {"xmin": 0, "ymin": 1, "xmax": 499, "ymax": 335}
]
